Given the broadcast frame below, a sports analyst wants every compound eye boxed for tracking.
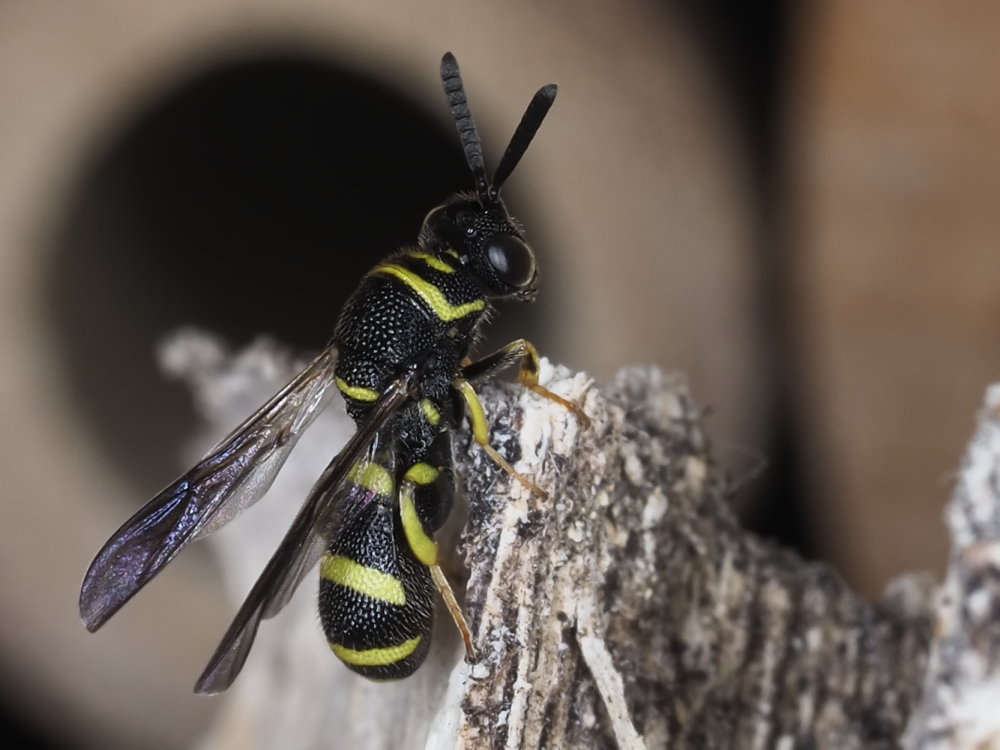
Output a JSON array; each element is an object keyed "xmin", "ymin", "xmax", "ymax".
[{"xmin": 486, "ymin": 234, "xmax": 535, "ymax": 288}]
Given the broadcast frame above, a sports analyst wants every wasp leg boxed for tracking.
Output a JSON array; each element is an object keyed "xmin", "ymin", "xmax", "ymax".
[
  {"xmin": 461, "ymin": 338, "xmax": 590, "ymax": 426},
  {"xmin": 398, "ymin": 476, "xmax": 475, "ymax": 660},
  {"xmin": 454, "ymin": 378, "xmax": 547, "ymax": 497},
  {"xmin": 430, "ymin": 564, "xmax": 474, "ymax": 660}
]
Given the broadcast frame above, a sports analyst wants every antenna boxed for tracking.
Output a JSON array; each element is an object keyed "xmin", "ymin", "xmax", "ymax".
[
  {"xmin": 440, "ymin": 53, "xmax": 557, "ymax": 207},
  {"xmin": 492, "ymin": 84, "xmax": 557, "ymax": 193},
  {"xmin": 440, "ymin": 52, "xmax": 489, "ymax": 204}
]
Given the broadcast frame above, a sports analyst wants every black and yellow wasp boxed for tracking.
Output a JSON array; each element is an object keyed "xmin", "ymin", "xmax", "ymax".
[{"xmin": 79, "ymin": 52, "xmax": 581, "ymax": 693}]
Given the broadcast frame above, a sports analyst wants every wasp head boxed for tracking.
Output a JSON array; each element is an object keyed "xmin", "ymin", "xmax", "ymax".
[
  {"xmin": 419, "ymin": 195, "xmax": 538, "ymax": 301},
  {"xmin": 430, "ymin": 53, "xmax": 555, "ymax": 303}
]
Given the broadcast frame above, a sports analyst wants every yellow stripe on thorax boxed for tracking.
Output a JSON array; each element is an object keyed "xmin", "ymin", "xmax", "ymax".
[
  {"xmin": 374, "ymin": 264, "xmax": 485, "ymax": 322},
  {"xmin": 400, "ymin": 484, "xmax": 438, "ymax": 566},
  {"xmin": 330, "ymin": 635, "xmax": 422, "ymax": 667},
  {"xmin": 335, "ymin": 377, "xmax": 380, "ymax": 403},
  {"xmin": 420, "ymin": 398, "xmax": 441, "ymax": 427},
  {"xmin": 347, "ymin": 460, "xmax": 395, "ymax": 496},
  {"xmin": 320, "ymin": 553, "xmax": 406, "ymax": 605},
  {"xmin": 406, "ymin": 251, "xmax": 455, "ymax": 274}
]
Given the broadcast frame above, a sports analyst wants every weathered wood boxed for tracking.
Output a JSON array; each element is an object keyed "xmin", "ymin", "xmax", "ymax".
[
  {"xmin": 902, "ymin": 386, "xmax": 1000, "ymax": 749},
  {"xmin": 156, "ymin": 332, "xmax": 998, "ymax": 749},
  {"xmin": 455, "ymin": 365, "xmax": 929, "ymax": 749}
]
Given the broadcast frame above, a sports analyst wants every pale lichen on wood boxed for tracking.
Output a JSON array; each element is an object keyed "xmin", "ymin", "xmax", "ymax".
[
  {"xmin": 901, "ymin": 385, "xmax": 1000, "ymax": 749},
  {"xmin": 158, "ymin": 331, "xmax": 999, "ymax": 749},
  {"xmin": 456, "ymin": 364, "xmax": 931, "ymax": 750}
]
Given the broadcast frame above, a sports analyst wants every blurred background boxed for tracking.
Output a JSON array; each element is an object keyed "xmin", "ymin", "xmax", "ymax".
[{"xmin": 2, "ymin": 1, "xmax": 999, "ymax": 747}]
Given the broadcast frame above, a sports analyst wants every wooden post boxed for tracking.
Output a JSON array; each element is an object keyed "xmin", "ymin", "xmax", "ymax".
[{"xmin": 158, "ymin": 332, "xmax": 997, "ymax": 749}]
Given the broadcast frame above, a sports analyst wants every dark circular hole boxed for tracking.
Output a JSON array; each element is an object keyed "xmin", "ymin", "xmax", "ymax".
[{"xmin": 47, "ymin": 49, "xmax": 539, "ymax": 493}]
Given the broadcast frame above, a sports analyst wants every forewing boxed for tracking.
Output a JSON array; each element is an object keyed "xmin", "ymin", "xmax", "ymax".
[
  {"xmin": 258, "ymin": 434, "xmax": 390, "ymax": 621},
  {"xmin": 79, "ymin": 345, "xmax": 340, "ymax": 632},
  {"xmin": 194, "ymin": 371, "xmax": 416, "ymax": 694}
]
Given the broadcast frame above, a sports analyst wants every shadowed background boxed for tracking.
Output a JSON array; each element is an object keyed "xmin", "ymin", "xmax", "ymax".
[{"xmin": 1, "ymin": 1, "xmax": 998, "ymax": 747}]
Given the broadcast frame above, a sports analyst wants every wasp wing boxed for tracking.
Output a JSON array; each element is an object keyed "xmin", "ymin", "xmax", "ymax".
[
  {"xmin": 79, "ymin": 345, "xmax": 340, "ymax": 632},
  {"xmin": 194, "ymin": 371, "xmax": 416, "ymax": 694}
]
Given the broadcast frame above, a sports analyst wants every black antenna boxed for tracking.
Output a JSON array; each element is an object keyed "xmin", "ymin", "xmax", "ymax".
[
  {"xmin": 441, "ymin": 52, "xmax": 490, "ymax": 204},
  {"xmin": 492, "ymin": 83, "xmax": 557, "ymax": 194},
  {"xmin": 441, "ymin": 53, "xmax": 557, "ymax": 207}
]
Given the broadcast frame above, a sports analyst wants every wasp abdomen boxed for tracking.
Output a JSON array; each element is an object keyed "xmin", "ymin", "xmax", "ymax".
[{"xmin": 319, "ymin": 493, "xmax": 435, "ymax": 680}]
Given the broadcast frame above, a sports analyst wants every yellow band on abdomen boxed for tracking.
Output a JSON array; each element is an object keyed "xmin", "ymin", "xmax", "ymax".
[
  {"xmin": 320, "ymin": 553, "xmax": 406, "ymax": 606},
  {"xmin": 330, "ymin": 634, "xmax": 423, "ymax": 667},
  {"xmin": 347, "ymin": 460, "xmax": 395, "ymax": 497},
  {"xmin": 404, "ymin": 462, "xmax": 440, "ymax": 485},
  {"xmin": 335, "ymin": 377, "xmax": 380, "ymax": 403}
]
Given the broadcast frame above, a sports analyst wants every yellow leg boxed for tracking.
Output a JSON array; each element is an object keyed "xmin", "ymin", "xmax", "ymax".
[
  {"xmin": 455, "ymin": 378, "xmax": 547, "ymax": 497},
  {"xmin": 400, "ymin": 481, "xmax": 474, "ymax": 659},
  {"xmin": 430, "ymin": 564, "xmax": 474, "ymax": 660},
  {"xmin": 462, "ymin": 339, "xmax": 590, "ymax": 426}
]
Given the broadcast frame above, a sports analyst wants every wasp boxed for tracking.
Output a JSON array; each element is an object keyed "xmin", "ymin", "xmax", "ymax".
[{"xmin": 79, "ymin": 52, "xmax": 582, "ymax": 693}]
